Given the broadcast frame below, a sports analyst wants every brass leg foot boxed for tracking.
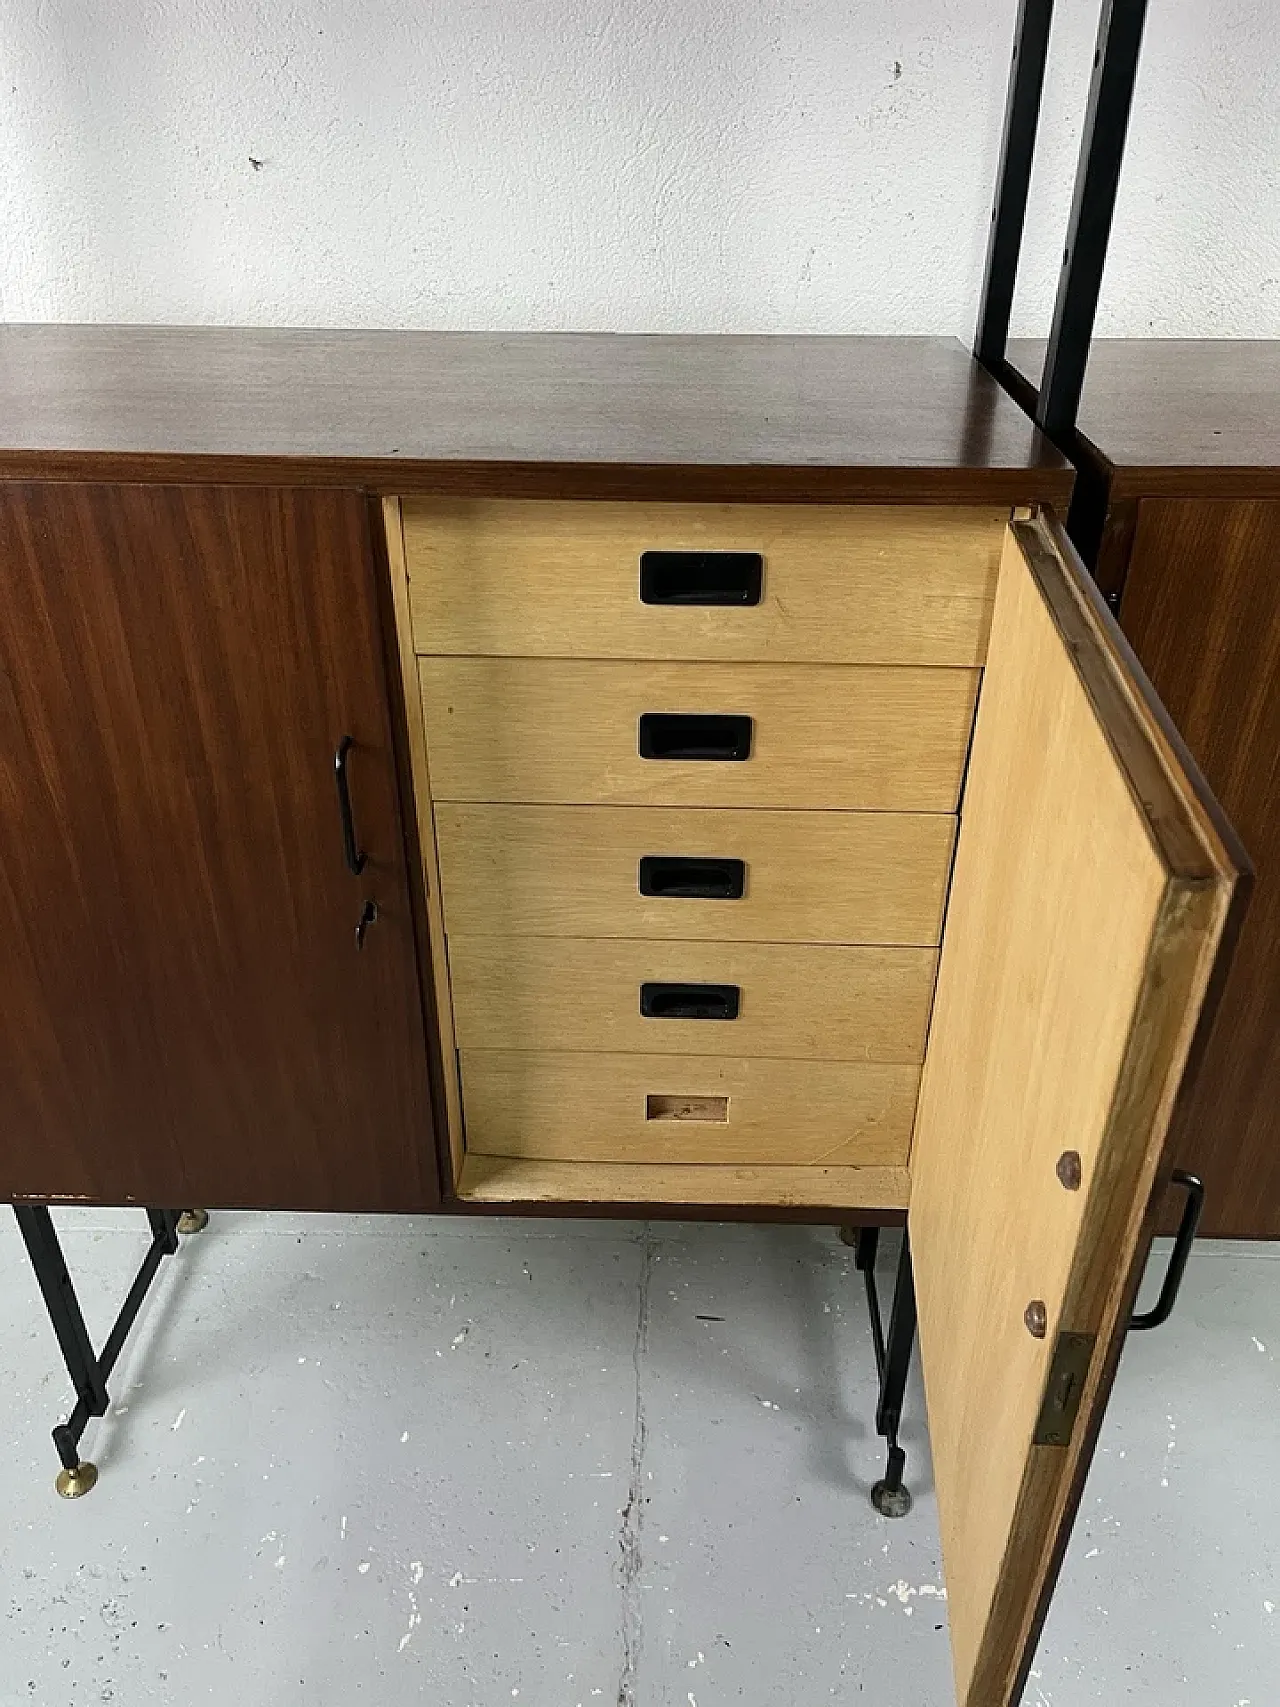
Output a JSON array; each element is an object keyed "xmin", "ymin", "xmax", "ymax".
[
  {"xmin": 56, "ymin": 1462, "xmax": 99, "ymax": 1499},
  {"xmin": 871, "ymin": 1477, "xmax": 912, "ymax": 1518},
  {"xmin": 176, "ymin": 1209, "xmax": 209, "ymax": 1234},
  {"xmin": 871, "ymin": 1443, "xmax": 912, "ymax": 1518}
]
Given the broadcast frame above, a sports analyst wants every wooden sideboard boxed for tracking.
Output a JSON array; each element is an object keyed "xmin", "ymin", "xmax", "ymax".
[
  {"xmin": 0, "ymin": 326, "xmax": 1248, "ymax": 1707},
  {"xmin": 1009, "ymin": 339, "xmax": 1280, "ymax": 1238}
]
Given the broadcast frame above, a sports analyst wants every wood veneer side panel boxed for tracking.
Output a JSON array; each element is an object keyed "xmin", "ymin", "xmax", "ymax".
[{"xmin": 381, "ymin": 497, "xmax": 466, "ymax": 1188}]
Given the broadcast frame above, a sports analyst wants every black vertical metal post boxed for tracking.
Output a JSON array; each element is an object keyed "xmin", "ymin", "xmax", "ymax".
[
  {"xmin": 1036, "ymin": 0, "xmax": 1149, "ymax": 438},
  {"xmin": 974, "ymin": 0, "xmax": 1057, "ymax": 373}
]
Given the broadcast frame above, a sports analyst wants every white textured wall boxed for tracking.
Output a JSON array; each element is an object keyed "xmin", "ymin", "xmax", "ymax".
[{"xmin": 2, "ymin": 2, "xmax": 1277, "ymax": 338}]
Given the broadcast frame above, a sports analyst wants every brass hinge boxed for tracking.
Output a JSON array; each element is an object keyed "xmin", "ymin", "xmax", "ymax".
[{"xmin": 1033, "ymin": 1331, "xmax": 1097, "ymax": 1447}]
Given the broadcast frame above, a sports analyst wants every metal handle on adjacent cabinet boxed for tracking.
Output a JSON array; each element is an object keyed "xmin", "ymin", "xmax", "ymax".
[{"xmin": 1130, "ymin": 1171, "xmax": 1205, "ymax": 1331}]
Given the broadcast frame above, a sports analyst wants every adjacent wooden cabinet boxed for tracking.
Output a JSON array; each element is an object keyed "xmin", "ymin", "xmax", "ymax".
[
  {"xmin": 0, "ymin": 327, "xmax": 1250, "ymax": 1707},
  {"xmin": 1009, "ymin": 339, "xmax": 1280, "ymax": 1237}
]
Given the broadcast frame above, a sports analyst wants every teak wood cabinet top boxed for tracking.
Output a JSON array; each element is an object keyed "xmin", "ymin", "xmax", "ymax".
[
  {"xmin": 0, "ymin": 326, "xmax": 1250, "ymax": 1707},
  {"xmin": 1010, "ymin": 338, "xmax": 1280, "ymax": 1238}
]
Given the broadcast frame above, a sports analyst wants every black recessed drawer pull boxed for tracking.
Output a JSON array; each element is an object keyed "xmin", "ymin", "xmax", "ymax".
[
  {"xmin": 638, "ymin": 855, "xmax": 745, "ymax": 900},
  {"xmin": 640, "ymin": 550, "xmax": 763, "ymax": 606},
  {"xmin": 640, "ymin": 982, "xmax": 740, "ymax": 1021},
  {"xmin": 638, "ymin": 713, "xmax": 752, "ymax": 762}
]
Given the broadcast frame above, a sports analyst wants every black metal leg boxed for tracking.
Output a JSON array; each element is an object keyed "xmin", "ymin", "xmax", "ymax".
[
  {"xmin": 16, "ymin": 1207, "xmax": 110, "ymax": 1477},
  {"xmin": 14, "ymin": 1203, "xmax": 202, "ymax": 1497},
  {"xmin": 147, "ymin": 1207, "xmax": 181, "ymax": 1255},
  {"xmin": 854, "ymin": 1226, "xmax": 917, "ymax": 1518},
  {"xmin": 853, "ymin": 1226, "xmax": 880, "ymax": 1273}
]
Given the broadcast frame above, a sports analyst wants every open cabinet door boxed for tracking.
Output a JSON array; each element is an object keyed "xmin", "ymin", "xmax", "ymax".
[{"xmin": 910, "ymin": 513, "xmax": 1249, "ymax": 1707}]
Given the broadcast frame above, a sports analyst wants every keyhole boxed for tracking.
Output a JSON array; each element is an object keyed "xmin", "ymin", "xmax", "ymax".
[{"xmin": 355, "ymin": 898, "xmax": 378, "ymax": 949}]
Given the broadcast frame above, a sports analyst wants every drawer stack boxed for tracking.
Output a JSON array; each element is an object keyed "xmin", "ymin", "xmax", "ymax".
[{"xmin": 402, "ymin": 499, "xmax": 1004, "ymax": 1201}]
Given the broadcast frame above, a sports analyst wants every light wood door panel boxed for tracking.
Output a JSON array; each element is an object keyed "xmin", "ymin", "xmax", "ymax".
[
  {"xmin": 436, "ymin": 804, "xmax": 955, "ymax": 945},
  {"xmin": 911, "ymin": 516, "xmax": 1245, "ymax": 1707},
  {"xmin": 460, "ymin": 1050, "xmax": 918, "ymax": 1165},
  {"xmin": 404, "ymin": 498, "xmax": 1004, "ymax": 665},
  {"xmin": 449, "ymin": 937, "xmax": 937, "ymax": 1062},
  {"xmin": 419, "ymin": 657, "xmax": 978, "ymax": 811}
]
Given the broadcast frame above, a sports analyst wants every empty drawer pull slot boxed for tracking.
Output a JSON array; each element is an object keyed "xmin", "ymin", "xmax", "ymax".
[
  {"xmin": 640, "ymin": 550, "xmax": 763, "ymax": 606},
  {"xmin": 638, "ymin": 713, "xmax": 752, "ymax": 762},
  {"xmin": 638, "ymin": 855, "xmax": 745, "ymax": 899},
  {"xmin": 640, "ymin": 981, "xmax": 740, "ymax": 1021},
  {"xmin": 646, "ymin": 1093, "xmax": 730, "ymax": 1123}
]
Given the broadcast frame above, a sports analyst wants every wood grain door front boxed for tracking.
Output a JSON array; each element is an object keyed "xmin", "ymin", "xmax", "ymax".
[
  {"xmin": 911, "ymin": 515, "xmax": 1246, "ymax": 1706},
  {"xmin": 0, "ymin": 484, "xmax": 437, "ymax": 1211}
]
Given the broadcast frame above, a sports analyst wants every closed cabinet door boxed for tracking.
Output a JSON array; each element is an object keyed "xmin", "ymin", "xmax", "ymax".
[
  {"xmin": 0, "ymin": 484, "xmax": 437, "ymax": 1211},
  {"xmin": 912, "ymin": 515, "xmax": 1247, "ymax": 1705}
]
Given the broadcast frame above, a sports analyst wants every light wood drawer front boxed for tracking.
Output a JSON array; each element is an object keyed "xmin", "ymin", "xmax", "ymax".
[
  {"xmin": 403, "ymin": 499, "xmax": 1003, "ymax": 666},
  {"xmin": 436, "ymin": 804, "xmax": 954, "ymax": 945},
  {"xmin": 420, "ymin": 659, "xmax": 978, "ymax": 811},
  {"xmin": 460, "ymin": 1051, "xmax": 919, "ymax": 1166},
  {"xmin": 448, "ymin": 937, "xmax": 936, "ymax": 1062}
]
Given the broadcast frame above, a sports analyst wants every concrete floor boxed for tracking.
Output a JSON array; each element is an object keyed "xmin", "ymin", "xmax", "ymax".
[{"xmin": 0, "ymin": 1213, "xmax": 1276, "ymax": 1707}]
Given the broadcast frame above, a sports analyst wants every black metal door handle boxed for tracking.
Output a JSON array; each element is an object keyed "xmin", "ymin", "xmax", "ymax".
[
  {"xmin": 638, "ymin": 855, "xmax": 746, "ymax": 900},
  {"xmin": 1130, "ymin": 1171, "xmax": 1204, "ymax": 1331},
  {"xmin": 333, "ymin": 736, "xmax": 367, "ymax": 876},
  {"xmin": 640, "ymin": 982, "xmax": 740, "ymax": 1021}
]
